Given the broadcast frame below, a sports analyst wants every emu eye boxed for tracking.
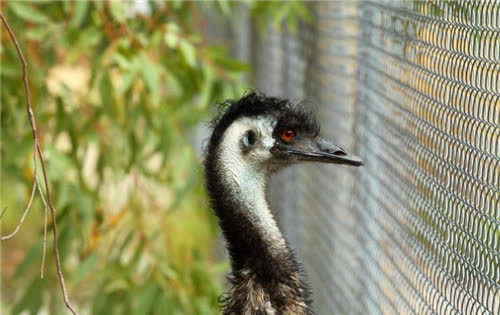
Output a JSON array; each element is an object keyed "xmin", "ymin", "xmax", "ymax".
[
  {"xmin": 280, "ymin": 129, "xmax": 295, "ymax": 142},
  {"xmin": 243, "ymin": 130, "xmax": 256, "ymax": 147}
]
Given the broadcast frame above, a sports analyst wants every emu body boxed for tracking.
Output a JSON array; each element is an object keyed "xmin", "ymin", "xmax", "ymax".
[{"xmin": 204, "ymin": 93, "xmax": 362, "ymax": 314}]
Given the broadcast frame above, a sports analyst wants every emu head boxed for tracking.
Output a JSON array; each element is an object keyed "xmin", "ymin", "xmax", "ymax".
[{"xmin": 206, "ymin": 93, "xmax": 363, "ymax": 177}]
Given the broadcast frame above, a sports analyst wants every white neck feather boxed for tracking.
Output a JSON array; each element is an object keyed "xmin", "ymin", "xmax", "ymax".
[{"xmin": 217, "ymin": 118, "xmax": 286, "ymax": 249}]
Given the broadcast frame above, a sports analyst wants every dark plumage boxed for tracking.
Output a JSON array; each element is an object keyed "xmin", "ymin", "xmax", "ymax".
[{"xmin": 204, "ymin": 92, "xmax": 362, "ymax": 314}]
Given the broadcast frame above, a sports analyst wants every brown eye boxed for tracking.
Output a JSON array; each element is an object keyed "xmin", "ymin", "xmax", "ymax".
[{"xmin": 280, "ymin": 129, "xmax": 295, "ymax": 142}]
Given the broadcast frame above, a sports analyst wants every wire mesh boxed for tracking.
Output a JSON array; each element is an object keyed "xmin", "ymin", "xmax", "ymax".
[
  {"xmin": 230, "ymin": 1, "xmax": 500, "ymax": 314},
  {"xmin": 356, "ymin": 2, "xmax": 499, "ymax": 314}
]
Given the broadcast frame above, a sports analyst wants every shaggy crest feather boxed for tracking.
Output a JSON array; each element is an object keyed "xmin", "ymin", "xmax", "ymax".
[{"xmin": 206, "ymin": 92, "xmax": 319, "ymax": 156}]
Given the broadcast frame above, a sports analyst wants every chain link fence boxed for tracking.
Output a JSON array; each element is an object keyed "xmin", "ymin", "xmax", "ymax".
[{"xmin": 227, "ymin": 1, "xmax": 499, "ymax": 314}]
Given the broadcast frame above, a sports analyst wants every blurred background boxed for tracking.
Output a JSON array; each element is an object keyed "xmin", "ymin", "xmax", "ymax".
[{"xmin": 1, "ymin": 1, "xmax": 498, "ymax": 315}]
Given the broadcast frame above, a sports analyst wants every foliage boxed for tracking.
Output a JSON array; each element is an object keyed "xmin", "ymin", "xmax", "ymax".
[
  {"xmin": 0, "ymin": 1, "xmax": 311, "ymax": 314},
  {"xmin": 249, "ymin": 0, "xmax": 313, "ymax": 34},
  {"xmin": 1, "ymin": 1, "xmax": 243, "ymax": 314}
]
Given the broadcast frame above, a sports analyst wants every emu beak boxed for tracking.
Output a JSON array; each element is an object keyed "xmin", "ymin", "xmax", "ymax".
[{"xmin": 275, "ymin": 137, "xmax": 364, "ymax": 166}]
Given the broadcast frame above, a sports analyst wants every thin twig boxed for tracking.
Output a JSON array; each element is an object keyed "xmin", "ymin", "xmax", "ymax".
[
  {"xmin": 37, "ymin": 179, "xmax": 49, "ymax": 279},
  {"xmin": 41, "ymin": 203, "xmax": 48, "ymax": 278},
  {"xmin": 0, "ymin": 145, "xmax": 38, "ymax": 241},
  {"xmin": 0, "ymin": 207, "xmax": 8, "ymax": 220},
  {"xmin": 0, "ymin": 11, "xmax": 78, "ymax": 315},
  {"xmin": 0, "ymin": 182, "xmax": 37, "ymax": 240}
]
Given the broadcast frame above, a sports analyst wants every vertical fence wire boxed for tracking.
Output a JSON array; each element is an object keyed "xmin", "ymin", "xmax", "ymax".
[
  {"xmin": 229, "ymin": 0, "xmax": 499, "ymax": 314},
  {"xmin": 356, "ymin": 1, "xmax": 499, "ymax": 314},
  {"xmin": 298, "ymin": 3, "xmax": 364, "ymax": 314}
]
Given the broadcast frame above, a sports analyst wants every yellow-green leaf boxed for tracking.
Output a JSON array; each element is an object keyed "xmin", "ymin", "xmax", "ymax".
[
  {"xmin": 180, "ymin": 40, "xmax": 197, "ymax": 67},
  {"xmin": 8, "ymin": 2, "xmax": 50, "ymax": 24},
  {"xmin": 71, "ymin": 1, "xmax": 89, "ymax": 27},
  {"xmin": 72, "ymin": 252, "xmax": 100, "ymax": 285},
  {"xmin": 109, "ymin": 2, "xmax": 126, "ymax": 23}
]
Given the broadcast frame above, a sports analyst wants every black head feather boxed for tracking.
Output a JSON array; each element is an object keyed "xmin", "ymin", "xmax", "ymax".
[{"xmin": 206, "ymin": 91, "xmax": 319, "ymax": 159}]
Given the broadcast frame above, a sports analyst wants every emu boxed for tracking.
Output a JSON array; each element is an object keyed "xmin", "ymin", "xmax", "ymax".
[{"xmin": 204, "ymin": 93, "xmax": 363, "ymax": 314}]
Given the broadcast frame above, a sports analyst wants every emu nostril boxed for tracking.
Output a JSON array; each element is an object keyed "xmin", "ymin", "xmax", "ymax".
[{"xmin": 334, "ymin": 150, "xmax": 347, "ymax": 156}]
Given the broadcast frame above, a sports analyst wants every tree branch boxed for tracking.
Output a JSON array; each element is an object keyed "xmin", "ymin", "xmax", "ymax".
[
  {"xmin": 37, "ymin": 178, "xmax": 49, "ymax": 279},
  {"xmin": 0, "ymin": 11, "xmax": 78, "ymax": 315}
]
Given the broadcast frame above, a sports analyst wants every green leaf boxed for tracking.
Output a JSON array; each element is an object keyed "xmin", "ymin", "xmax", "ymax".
[
  {"xmin": 294, "ymin": 1, "xmax": 314, "ymax": 23},
  {"xmin": 217, "ymin": 0, "xmax": 231, "ymax": 16},
  {"xmin": 135, "ymin": 283, "xmax": 159, "ymax": 315},
  {"xmin": 103, "ymin": 278, "xmax": 129, "ymax": 293},
  {"xmin": 288, "ymin": 15, "xmax": 298, "ymax": 33},
  {"xmin": 165, "ymin": 32, "xmax": 179, "ymax": 48},
  {"xmin": 113, "ymin": 53, "xmax": 131, "ymax": 70},
  {"xmin": 12, "ymin": 278, "xmax": 44, "ymax": 315},
  {"xmin": 172, "ymin": 0, "xmax": 184, "ymax": 10},
  {"xmin": 55, "ymin": 181, "xmax": 71, "ymax": 209},
  {"xmin": 45, "ymin": 146, "xmax": 75, "ymax": 181},
  {"xmin": 179, "ymin": 40, "xmax": 197, "ymax": 67},
  {"xmin": 99, "ymin": 72, "xmax": 116, "ymax": 115},
  {"xmin": 71, "ymin": 1, "xmax": 89, "ymax": 27},
  {"xmin": 159, "ymin": 262, "xmax": 179, "ymax": 280},
  {"xmin": 14, "ymin": 241, "xmax": 43, "ymax": 278},
  {"xmin": 199, "ymin": 65, "xmax": 215, "ymax": 108},
  {"xmin": 140, "ymin": 54, "xmax": 160, "ymax": 104},
  {"xmin": 109, "ymin": 2, "xmax": 127, "ymax": 23},
  {"xmin": 272, "ymin": 3, "xmax": 289, "ymax": 28},
  {"xmin": 25, "ymin": 26, "xmax": 52, "ymax": 41},
  {"xmin": 213, "ymin": 57, "xmax": 249, "ymax": 73},
  {"xmin": 168, "ymin": 166, "xmax": 198, "ymax": 212},
  {"xmin": 72, "ymin": 252, "xmax": 100, "ymax": 285},
  {"xmin": 120, "ymin": 67, "xmax": 139, "ymax": 94},
  {"xmin": 8, "ymin": 2, "xmax": 51, "ymax": 24},
  {"xmin": 78, "ymin": 27, "xmax": 103, "ymax": 49},
  {"xmin": 165, "ymin": 23, "xmax": 181, "ymax": 48}
]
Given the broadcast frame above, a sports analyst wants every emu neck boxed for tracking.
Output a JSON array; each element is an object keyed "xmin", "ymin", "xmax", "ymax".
[
  {"xmin": 204, "ymin": 115, "xmax": 312, "ymax": 313},
  {"xmin": 212, "ymin": 160, "xmax": 289, "ymax": 271},
  {"xmin": 229, "ymin": 166, "xmax": 284, "ymax": 244},
  {"xmin": 205, "ymin": 120, "xmax": 303, "ymax": 280}
]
